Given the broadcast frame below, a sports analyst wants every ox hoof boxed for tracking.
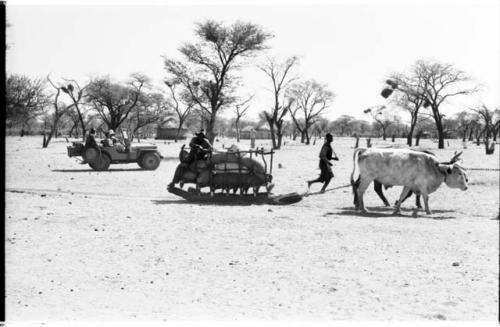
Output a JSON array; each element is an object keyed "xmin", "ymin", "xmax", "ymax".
[
  {"xmin": 392, "ymin": 210, "xmax": 401, "ymax": 215},
  {"xmin": 425, "ymin": 210, "xmax": 432, "ymax": 215},
  {"xmin": 360, "ymin": 209, "xmax": 368, "ymax": 214}
]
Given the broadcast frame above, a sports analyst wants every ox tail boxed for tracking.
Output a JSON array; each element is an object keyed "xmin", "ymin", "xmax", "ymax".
[{"xmin": 350, "ymin": 148, "xmax": 365, "ymax": 194}]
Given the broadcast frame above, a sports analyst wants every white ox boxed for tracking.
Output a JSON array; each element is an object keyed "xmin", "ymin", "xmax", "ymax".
[{"xmin": 350, "ymin": 148, "xmax": 468, "ymax": 215}]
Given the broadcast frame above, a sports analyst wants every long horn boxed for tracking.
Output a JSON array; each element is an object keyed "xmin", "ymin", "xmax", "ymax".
[{"xmin": 449, "ymin": 151, "xmax": 463, "ymax": 164}]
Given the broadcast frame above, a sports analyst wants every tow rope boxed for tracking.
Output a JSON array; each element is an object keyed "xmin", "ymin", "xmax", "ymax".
[{"xmin": 302, "ymin": 184, "xmax": 351, "ymax": 197}]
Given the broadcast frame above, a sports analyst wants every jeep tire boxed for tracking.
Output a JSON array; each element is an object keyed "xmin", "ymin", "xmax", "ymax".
[
  {"xmin": 139, "ymin": 152, "xmax": 161, "ymax": 170},
  {"xmin": 89, "ymin": 153, "xmax": 111, "ymax": 171},
  {"xmin": 84, "ymin": 147, "xmax": 100, "ymax": 163}
]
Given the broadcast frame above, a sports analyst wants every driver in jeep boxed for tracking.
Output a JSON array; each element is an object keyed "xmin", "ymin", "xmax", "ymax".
[
  {"xmin": 103, "ymin": 129, "xmax": 127, "ymax": 152},
  {"xmin": 168, "ymin": 129, "xmax": 212, "ymax": 189}
]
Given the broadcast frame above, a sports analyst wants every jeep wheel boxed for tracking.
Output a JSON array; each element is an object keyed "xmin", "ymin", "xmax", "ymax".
[
  {"xmin": 89, "ymin": 154, "xmax": 111, "ymax": 171},
  {"xmin": 84, "ymin": 147, "xmax": 100, "ymax": 163},
  {"xmin": 140, "ymin": 152, "xmax": 161, "ymax": 170}
]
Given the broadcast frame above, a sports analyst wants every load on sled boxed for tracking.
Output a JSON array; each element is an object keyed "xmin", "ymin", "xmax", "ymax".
[{"xmin": 167, "ymin": 145, "xmax": 302, "ymax": 205}]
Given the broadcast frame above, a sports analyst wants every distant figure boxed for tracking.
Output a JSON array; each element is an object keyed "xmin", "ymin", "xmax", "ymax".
[
  {"xmin": 307, "ymin": 133, "xmax": 339, "ymax": 193},
  {"xmin": 250, "ymin": 129, "xmax": 256, "ymax": 149},
  {"xmin": 85, "ymin": 128, "xmax": 98, "ymax": 148}
]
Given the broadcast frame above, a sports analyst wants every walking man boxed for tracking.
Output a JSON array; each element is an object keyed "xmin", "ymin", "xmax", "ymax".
[{"xmin": 307, "ymin": 133, "xmax": 339, "ymax": 193}]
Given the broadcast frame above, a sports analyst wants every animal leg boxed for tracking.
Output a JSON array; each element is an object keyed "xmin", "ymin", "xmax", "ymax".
[
  {"xmin": 393, "ymin": 187, "xmax": 411, "ymax": 215},
  {"xmin": 352, "ymin": 177, "xmax": 361, "ymax": 207},
  {"xmin": 374, "ymin": 181, "xmax": 390, "ymax": 206},
  {"xmin": 415, "ymin": 195, "xmax": 422, "ymax": 209},
  {"xmin": 356, "ymin": 178, "xmax": 372, "ymax": 213},
  {"xmin": 422, "ymin": 194, "xmax": 431, "ymax": 215},
  {"xmin": 395, "ymin": 190, "xmax": 413, "ymax": 206}
]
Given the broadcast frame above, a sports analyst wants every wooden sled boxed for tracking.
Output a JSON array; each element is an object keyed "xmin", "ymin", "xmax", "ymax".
[{"xmin": 167, "ymin": 186, "xmax": 302, "ymax": 205}]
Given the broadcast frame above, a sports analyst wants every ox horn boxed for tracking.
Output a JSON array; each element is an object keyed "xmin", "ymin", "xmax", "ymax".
[{"xmin": 449, "ymin": 151, "xmax": 463, "ymax": 164}]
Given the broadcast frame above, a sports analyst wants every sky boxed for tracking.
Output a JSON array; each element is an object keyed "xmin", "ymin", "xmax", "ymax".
[{"xmin": 6, "ymin": 0, "xmax": 500, "ymax": 122}]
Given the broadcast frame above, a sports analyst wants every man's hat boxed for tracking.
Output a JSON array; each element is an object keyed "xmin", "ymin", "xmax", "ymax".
[{"xmin": 108, "ymin": 129, "xmax": 115, "ymax": 135}]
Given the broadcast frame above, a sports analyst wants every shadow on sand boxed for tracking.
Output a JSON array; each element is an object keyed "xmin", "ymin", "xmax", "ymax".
[
  {"xmin": 162, "ymin": 156, "xmax": 179, "ymax": 161},
  {"xmin": 151, "ymin": 199, "xmax": 255, "ymax": 206},
  {"xmin": 335, "ymin": 206, "xmax": 456, "ymax": 220},
  {"xmin": 52, "ymin": 168, "xmax": 145, "ymax": 173}
]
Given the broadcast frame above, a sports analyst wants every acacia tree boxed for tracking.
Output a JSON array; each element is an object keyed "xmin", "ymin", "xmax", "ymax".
[
  {"xmin": 472, "ymin": 105, "xmax": 500, "ymax": 147},
  {"xmin": 363, "ymin": 105, "xmax": 393, "ymax": 140},
  {"xmin": 386, "ymin": 73, "xmax": 427, "ymax": 146},
  {"xmin": 233, "ymin": 95, "xmax": 253, "ymax": 142},
  {"xmin": 6, "ymin": 74, "xmax": 50, "ymax": 135},
  {"xmin": 125, "ymin": 92, "xmax": 172, "ymax": 142},
  {"xmin": 42, "ymin": 76, "xmax": 75, "ymax": 147},
  {"xmin": 455, "ymin": 110, "xmax": 474, "ymax": 142},
  {"xmin": 58, "ymin": 78, "xmax": 89, "ymax": 141},
  {"xmin": 384, "ymin": 60, "xmax": 479, "ymax": 149},
  {"xmin": 164, "ymin": 20, "xmax": 272, "ymax": 143},
  {"xmin": 87, "ymin": 74, "xmax": 147, "ymax": 132},
  {"xmin": 259, "ymin": 56, "xmax": 299, "ymax": 149},
  {"xmin": 288, "ymin": 80, "xmax": 334, "ymax": 144},
  {"xmin": 330, "ymin": 115, "xmax": 356, "ymax": 136},
  {"xmin": 165, "ymin": 79, "xmax": 194, "ymax": 142}
]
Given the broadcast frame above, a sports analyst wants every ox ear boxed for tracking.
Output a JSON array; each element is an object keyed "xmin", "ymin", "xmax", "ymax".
[{"xmin": 437, "ymin": 164, "xmax": 453, "ymax": 174}]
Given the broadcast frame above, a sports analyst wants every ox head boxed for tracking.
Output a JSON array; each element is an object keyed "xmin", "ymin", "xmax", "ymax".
[{"xmin": 438, "ymin": 163, "xmax": 468, "ymax": 191}]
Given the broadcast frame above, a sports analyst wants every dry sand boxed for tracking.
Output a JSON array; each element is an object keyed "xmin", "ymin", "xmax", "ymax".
[{"xmin": 4, "ymin": 136, "xmax": 499, "ymax": 321}]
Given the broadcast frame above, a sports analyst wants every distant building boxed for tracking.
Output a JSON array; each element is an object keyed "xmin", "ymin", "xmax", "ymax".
[
  {"xmin": 239, "ymin": 125, "xmax": 272, "ymax": 139},
  {"xmin": 155, "ymin": 121, "xmax": 190, "ymax": 140}
]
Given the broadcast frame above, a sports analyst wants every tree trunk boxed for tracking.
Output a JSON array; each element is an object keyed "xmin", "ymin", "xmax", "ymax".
[
  {"xmin": 275, "ymin": 120, "xmax": 284, "ymax": 150},
  {"xmin": 415, "ymin": 130, "xmax": 422, "ymax": 146},
  {"xmin": 176, "ymin": 118, "xmax": 186, "ymax": 142},
  {"xmin": 300, "ymin": 131, "xmax": 305, "ymax": 143},
  {"xmin": 436, "ymin": 123, "xmax": 445, "ymax": 149},
  {"xmin": 207, "ymin": 113, "xmax": 216, "ymax": 144},
  {"xmin": 485, "ymin": 138, "xmax": 495, "ymax": 154},
  {"xmin": 276, "ymin": 132, "xmax": 283, "ymax": 149},
  {"xmin": 407, "ymin": 118, "xmax": 416, "ymax": 146}
]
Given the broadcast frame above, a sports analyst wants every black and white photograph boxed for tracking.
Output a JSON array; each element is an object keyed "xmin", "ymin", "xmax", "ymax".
[{"xmin": 4, "ymin": 0, "xmax": 499, "ymax": 323}]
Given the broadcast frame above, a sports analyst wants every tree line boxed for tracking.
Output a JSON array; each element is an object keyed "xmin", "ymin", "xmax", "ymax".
[{"xmin": 6, "ymin": 20, "xmax": 498, "ymax": 150}]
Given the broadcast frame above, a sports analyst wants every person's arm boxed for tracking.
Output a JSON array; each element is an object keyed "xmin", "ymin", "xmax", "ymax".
[
  {"xmin": 319, "ymin": 146, "xmax": 330, "ymax": 165},
  {"xmin": 203, "ymin": 138, "xmax": 213, "ymax": 150},
  {"xmin": 332, "ymin": 148, "xmax": 339, "ymax": 161}
]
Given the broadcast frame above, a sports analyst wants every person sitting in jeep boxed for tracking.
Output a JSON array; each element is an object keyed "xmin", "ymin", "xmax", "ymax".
[
  {"xmin": 102, "ymin": 129, "xmax": 127, "ymax": 152},
  {"xmin": 85, "ymin": 128, "xmax": 98, "ymax": 148}
]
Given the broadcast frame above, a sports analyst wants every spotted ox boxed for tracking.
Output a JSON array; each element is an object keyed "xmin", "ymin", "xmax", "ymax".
[{"xmin": 351, "ymin": 148, "xmax": 468, "ymax": 215}]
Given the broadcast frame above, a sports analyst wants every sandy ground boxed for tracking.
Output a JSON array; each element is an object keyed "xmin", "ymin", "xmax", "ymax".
[{"xmin": 4, "ymin": 135, "xmax": 499, "ymax": 321}]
